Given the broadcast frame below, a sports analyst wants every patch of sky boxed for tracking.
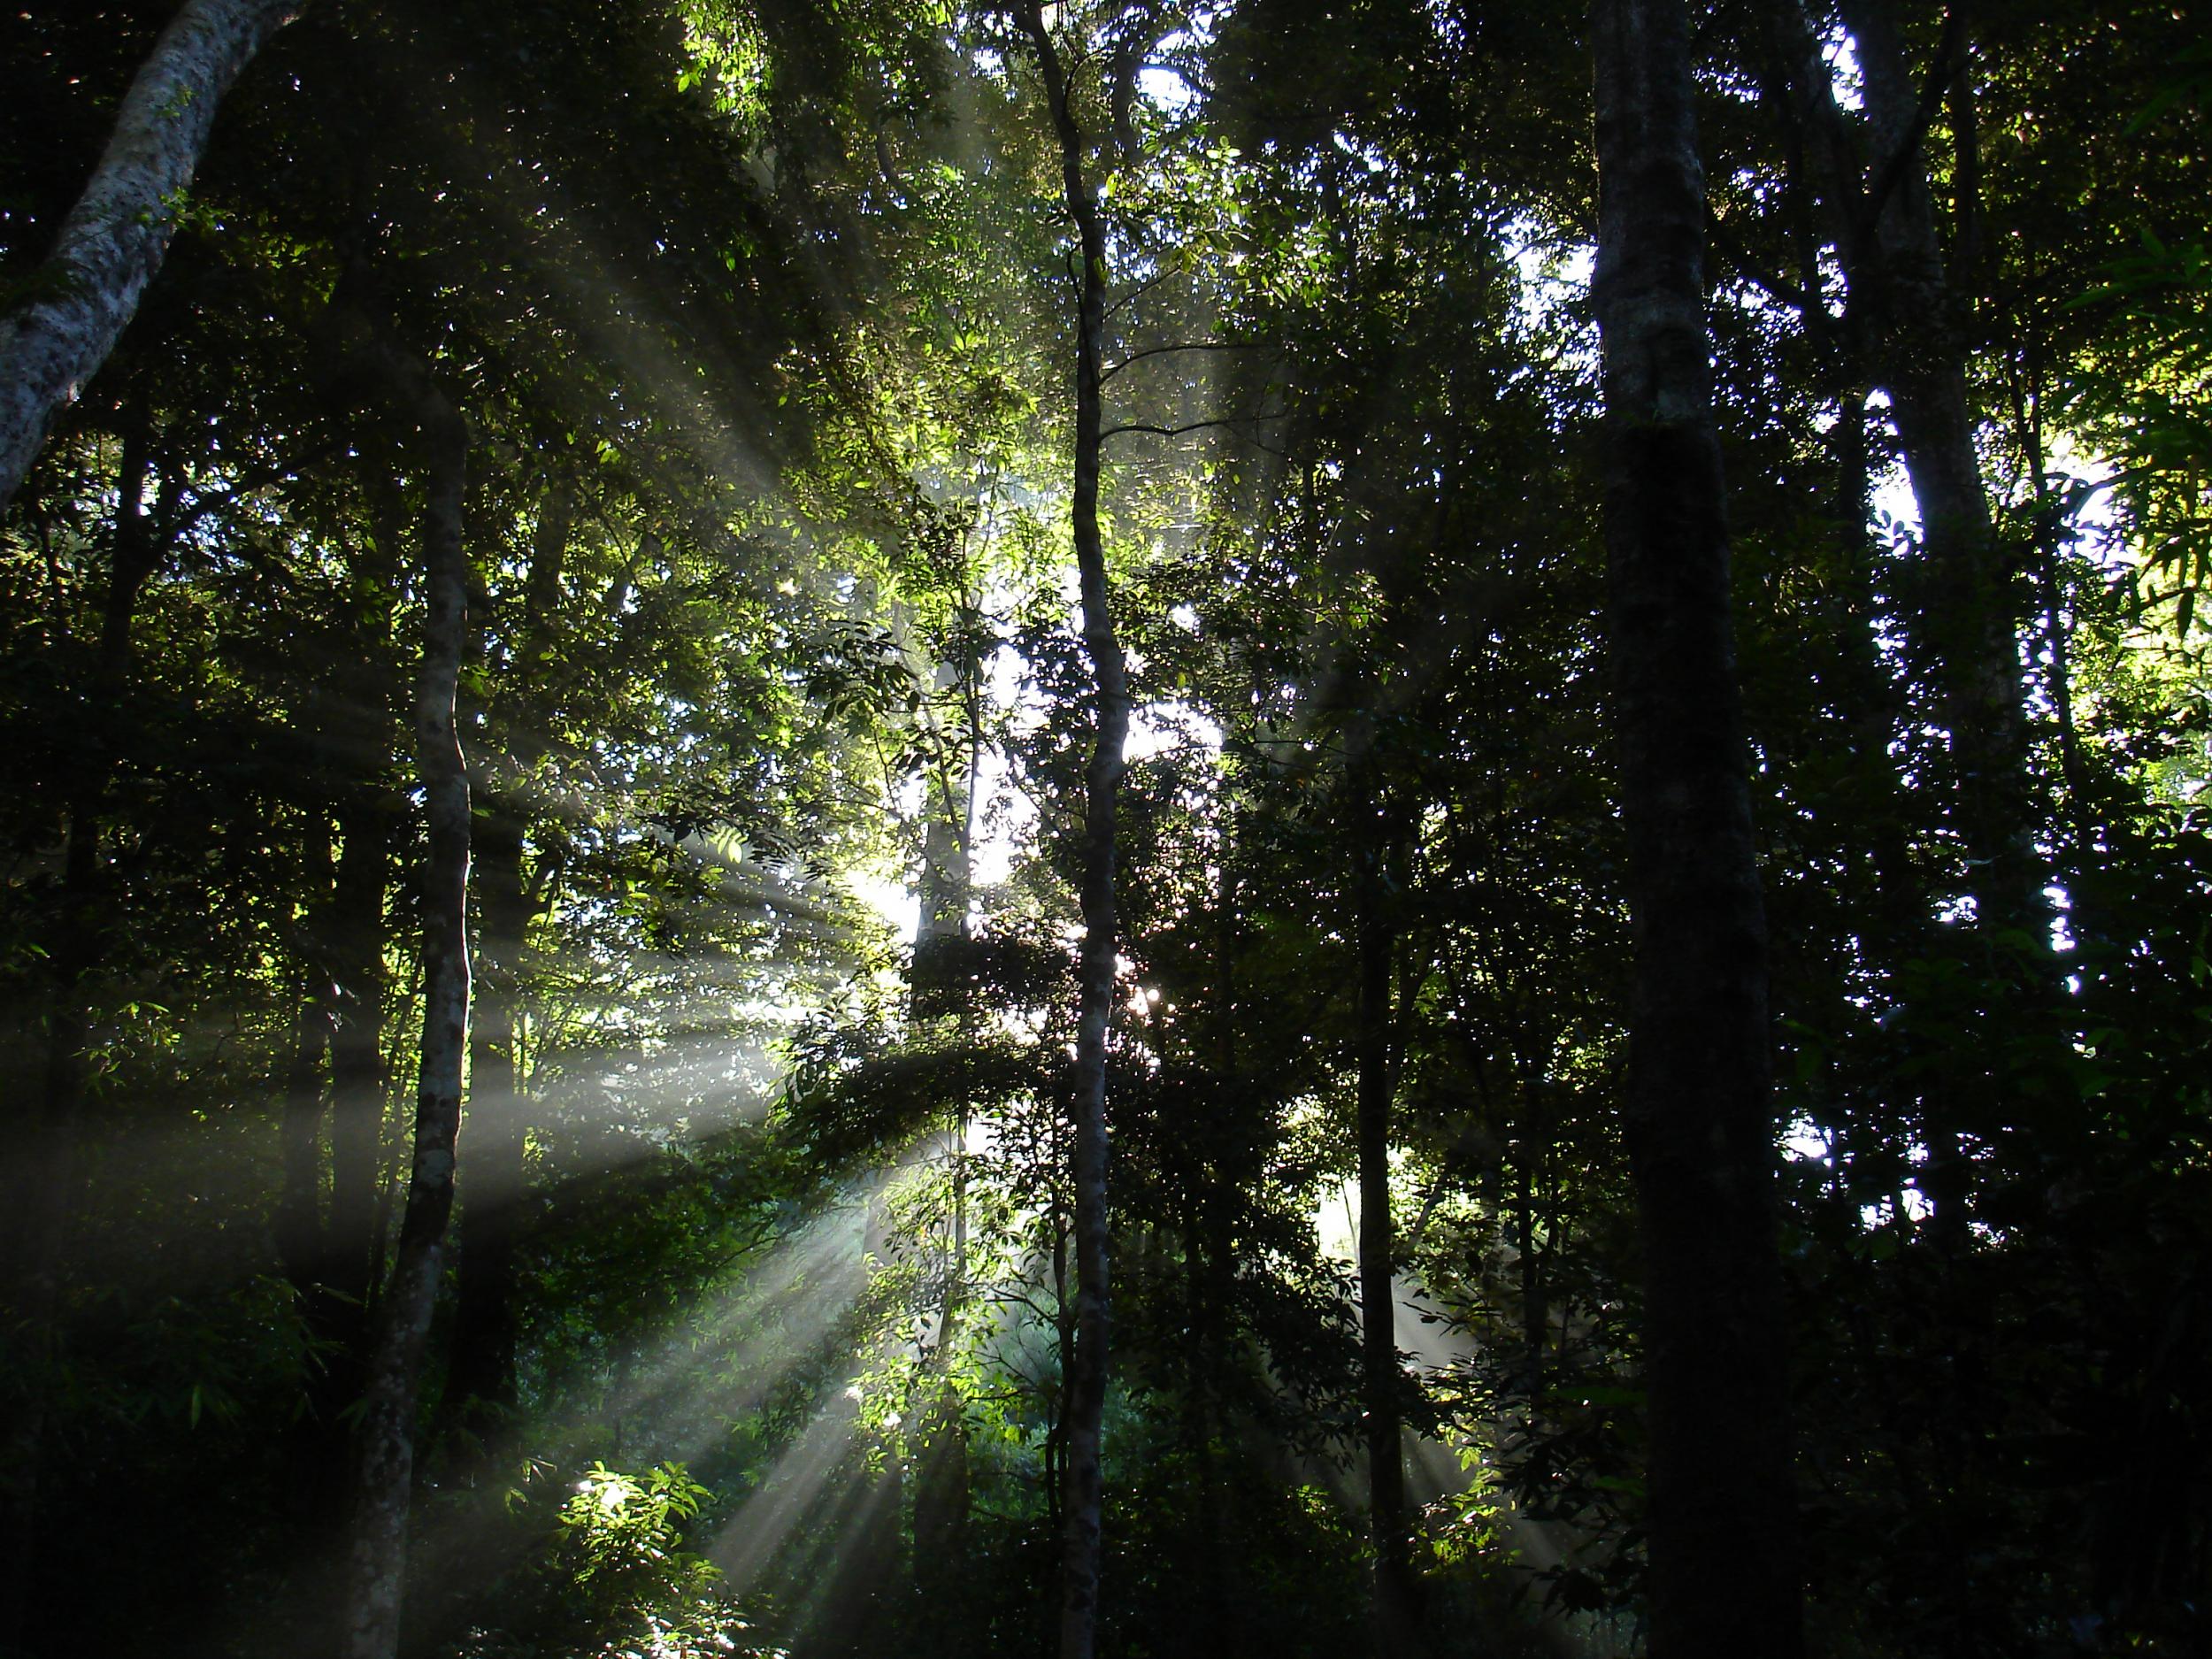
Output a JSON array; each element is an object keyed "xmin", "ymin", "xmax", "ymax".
[{"xmin": 1824, "ymin": 28, "xmax": 1866, "ymax": 111}]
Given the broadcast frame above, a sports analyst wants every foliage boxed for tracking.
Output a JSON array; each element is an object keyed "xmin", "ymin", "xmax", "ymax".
[{"xmin": 4, "ymin": 3, "xmax": 2212, "ymax": 1658}]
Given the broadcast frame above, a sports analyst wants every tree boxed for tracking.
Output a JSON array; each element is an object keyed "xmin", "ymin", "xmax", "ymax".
[
  {"xmin": 1013, "ymin": 9, "xmax": 1132, "ymax": 1655},
  {"xmin": 338, "ymin": 330, "xmax": 472, "ymax": 1659},
  {"xmin": 7, "ymin": 4, "xmax": 2212, "ymax": 1656},
  {"xmin": 0, "ymin": 0, "xmax": 304, "ymax": 515},
  {"xmin": 1587, "ymin": 0, "xmax": 1804, "ymax": 1653}
]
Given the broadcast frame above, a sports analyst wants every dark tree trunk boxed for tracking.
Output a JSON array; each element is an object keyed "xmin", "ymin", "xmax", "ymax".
[
  {"xmin": 1776, "ymin": 0, "xmax": 2041, "ymax": 943},
  {"xmin": 275, "ymin": 810, "xmax": 349, "ymax": 1527},
  {"xmin": 1838, "ymin": 0, "xmax": 2039, "ymax": 941},
  {"xmin": 912, "ymin": 645, "xmax": 976, "ymax": 1613},
  {"xmin": 276, "ymin": 815, "xmax": 337, "ymax": 1302},
  {"xmin": 1018, "ymin": 11, "xmax": 1131, "ymax": 1659},
  {"xmin": 443, "ymin": 799, "xmax": 526, "ymax": 1437},
  {"xmin": 0, "ymin": 417, "xmax": 175, "ymax": 1651},
  {"xmin": 277, "ymin": 499, "xmax": 403, "ymax": 1547},
  {"xmin": 342, "ymin": 374, "xmax": 472, "ymax": 1659},
  {"xmin": 1587, "ymin": 4, "xmax": 1804, "ymax": 1655},
  {"xmin": 0, "ymin": 0, "xmax": 303, "ymax": 513},
  {"xmin": 446, "ymin": 480, "xmax": 567, "ymax": 1443},
  {"xmin": 1353, "ymin": 803, "xmax": 1415, "ymax": 1655},
  {"xmin": 325, "ymin": 788, "xmax": 390, "ymax": 1339}
]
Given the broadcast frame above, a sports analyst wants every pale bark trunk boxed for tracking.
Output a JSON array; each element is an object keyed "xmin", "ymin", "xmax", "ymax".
[
  {"xmin": 0, "ymin": 0, "xmax": 303, "ymax": 514},
  {"xmin": 1588, "ymin": 3, "xmax": 1804, "ymax": 1655},
  {"xmin": 342, "ymin": 380, "xmax": 472, "ymax": 1659},
  {"xmin": 1018, "ymin": 11, "xmax": 1131, "ymax": 1658}
]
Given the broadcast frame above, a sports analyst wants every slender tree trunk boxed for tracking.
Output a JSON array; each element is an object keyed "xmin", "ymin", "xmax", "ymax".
[
  {"xmin": 342, "ymin": 381, "xmax": 472, "ymax": 1659},
  {"xmin": 0, "ymin": 419, "xmax": 174, "ymax": 1652},
  {"xmin": 1843, "ymin": 0, "xmax": 2039, "ymax": 938},
  {"xmin": 276, "ymin": 814, "xmax": 337, "ymax": 1296},
  {"xmin": 1587, "ymin": 4, "xmax": 1804, "ymax": 1655},
  {"xmin": 1778, "ymin": 0, "xmax": 2042, "ymax": 941},
  {"xmin": 0, "ymin": 0, "xmax": 304, "ymax": 514},
  {"xmin": 443, "ymin": 800, "xmax": 525, "ymax": 1435},
  {"xmin": 443, "ymin": 476, "xmax": 561, "ymax": 1442},
  {"xmin": 324, "ymin": 790, "xmax": 391, "ymax": 1318},
  {"xmin": 917, "ymin": 659, "xmax": 972, "ymax": 950},
  {"xmin": 280, "ymin": 495, "xmax": 403, "ymax": 1542},
  {"xmin": 1018, "ymin": 12, "xmax": 1131, "ymax": 1659},
  {"xmin": 1353, "ymin": 797, "xmax": 1415, "ymax": 1655},
  {"xmin": 1515, "ymin": 1100, "xmax": 1547, "ymax": 1386},
  {"xmin": 1171, "ymin": 852, "xmax": 1240, "ymax": 1657},
  {"xmin": 2008, "ymin": 359, "xmax": 2098, "ymax": 916},
  {"xmin": 271, "ymin": 815, "xmax": 371, "ymax": 1650},
  {"xmin": 275, "ymin": 811, "xmax": 350, "ymax": 1514},
  {"xmin": 913, "ymin": 645, "xmax": 976, "ymax": 1610}
]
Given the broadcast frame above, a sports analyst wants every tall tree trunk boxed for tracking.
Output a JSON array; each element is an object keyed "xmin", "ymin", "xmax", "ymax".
[
  {"xmin": 912, "ymin": 646, "xmax": 976, "ymax": 1612},
  {"xmin": 0, "ymin": 0, "xmax": 304, "ymax": 514},
  {"xmin": 342, "ymin": 380, "xmax": 472, "ymax": 1659},
  {"xmin": 277, "ymin": 493, "xmax": 404, "ymax": 1545},
  {"xmin": 445, "ymin": 482, "xmax": 565, "ymax": 1444},
  {"xmin": 325, "ymin": 789, "xmax": 390, "ymax": 1331},
  {"xmin": 1018, "ymin": 11, "xmax": 1131, "ymax": 1657},
  {"xmin": 1777, "ymin": 0, "xmax": 2041, "ymax": 942},
  {"xmin": 443, "ymin": 800, "xmax": 525, "ymax": 1437},
  {"xmin": 1839, "ymin": 0, "xmax": 2040, "ymax": 941},
  {"xmin": 0, "ymin": 418, "xmax": 173, "ymax": 1652},
  {"xmin": 917, "ymin": 655, "xmax": 972, "ymax": 951},
  {"xmin": 1587, "ymin": 4, "xmax": 1804, "ymax": 1655},
  {"xmin": 276, "ymin": 813, "xmax": 336, "ymax": 1292},
  {"xmin": 1353, "ymin": 792, "xmax": 1415, "ymax": 1655},
  {"xmin": 275, "ymin": 810, "xmax": 349, "ymax": 1524}
]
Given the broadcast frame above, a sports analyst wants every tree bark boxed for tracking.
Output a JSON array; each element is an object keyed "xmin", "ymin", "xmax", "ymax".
[
  {"xmin": 325, "ymin": 787, "xmax": 391, "ymax": 1333},
  {"xmin": 342, "ymin": 374, "xmax": 472, "ymax": 1659},
  {"xmin": 0, "ymin": 416, "xmax": 173, "ymax": 1653},
  {"xmin": 1018, "ymin": 11, "xmax": 1131, "ymax": 1658},
  {"xmin": 446, "ymin": 483, "xmax": 568, "ymax": 1443},
  {"xmin": 1839, "ymin": 0, "xmax": 2039, "ymax": 940},
  {"xmin": 443, "ymin": 799, "xmax": 525, "ymax": 1436},
  {"xmin": 1587, "ymin": 4, "xmax": 1805, "ymax": 1655},
  {"xmin": 1353, "ymin": 792, "xmax": 1415, "ymax": 1655},
  {"xmin": 276, "ymin": 814, "xmax": 337, "ymax": 1300},
  {"xmin": 1776, "ymin": 0, "xmax": 2042, "ymax": 942},
  {"xmin": 912, "ymin": 643, "xmax": 977, "ymax": 1610},
  {"xmin": 0, "ymin": 0, "xmax": 304, "ymax": 515},
  {"xmin": 272, "ymin": 485, "xmax": 403, "ymax": 1555},
  {"xmin": 274, "ymin": 811, "xmax": 349, "ymax": 1526}
]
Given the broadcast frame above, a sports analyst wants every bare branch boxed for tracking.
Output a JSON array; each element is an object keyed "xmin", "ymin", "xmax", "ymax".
[
  {"xmin": 1100, "ymin": 411, "xmax": 1286, "ymax": 442},
  {"xmin": 1098, "ymin": 340, "xmax": 1266, "ymax": 384}
]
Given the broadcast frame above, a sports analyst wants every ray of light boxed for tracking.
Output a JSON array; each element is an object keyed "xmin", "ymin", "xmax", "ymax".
[{"xmin": 707, "ymin": 1387, "xmax": 867, "ymax": 1594}]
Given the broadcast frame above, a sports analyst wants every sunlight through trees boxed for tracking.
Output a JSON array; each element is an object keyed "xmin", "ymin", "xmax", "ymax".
[{"xmin": 2, "ymin": 2, "xmax": 2209, "ymax": 1656}]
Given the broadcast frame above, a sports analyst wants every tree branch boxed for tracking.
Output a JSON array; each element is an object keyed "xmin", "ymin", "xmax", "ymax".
[
  {"xmin": 1100, "ymin": 411, "xmax": 1285, "ymax": 442},
  {"xmin": 1858, "ymin": 4, "xmax": 1966, "ymax": 241},
  {"xmin": 1099, "ymin": 340, "xmax": 1266, "ymax": 384}
]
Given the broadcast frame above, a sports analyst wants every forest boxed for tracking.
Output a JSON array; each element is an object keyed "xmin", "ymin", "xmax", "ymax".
[{"xmin": 1, "ymin": 0, "xmax": 2208, "ymax": 1655}]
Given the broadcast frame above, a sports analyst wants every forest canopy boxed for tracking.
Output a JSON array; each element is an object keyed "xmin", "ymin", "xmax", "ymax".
[{"xmin": 1, "ymin": 2, "xmax": 2208, "ymax": 1657}]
